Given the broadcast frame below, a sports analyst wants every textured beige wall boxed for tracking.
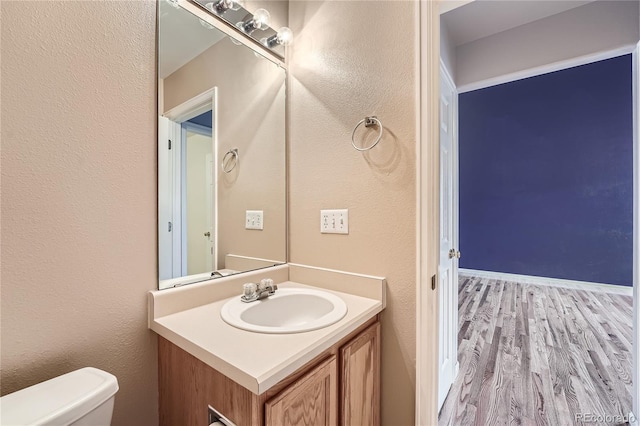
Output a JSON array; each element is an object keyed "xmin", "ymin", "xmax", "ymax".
[
  {"xmin": 288, "ymin": 2, "xmax": 418, "ymax": 425},
  {"xmin": 163, "ymin": 36, "xmax": 286, "ymax": 269},
  {"xmin": 456, "ymin": 0, "xmax": 640, "ymax": 87},
  {"xmin": 1, "ymin": 2, "xmax": 159, "ymax": 425},
  {"xmin": 440, "ymin": 21, "xmax": 457, "ymax": 84}
]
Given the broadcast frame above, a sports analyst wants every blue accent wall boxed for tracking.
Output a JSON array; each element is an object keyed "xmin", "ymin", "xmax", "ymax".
[
  {"xmin": 459, "ymin": 55, "xmax": 633, "ymax": 286},
  {"xmin": 187, "ymin": 110, "xmax": 212, "ymax": 128}
]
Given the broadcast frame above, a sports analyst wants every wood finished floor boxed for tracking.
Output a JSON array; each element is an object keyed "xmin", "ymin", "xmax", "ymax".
[{"xmin": 438, "ymin": 276, "xmax": 634, "ymax": 426}]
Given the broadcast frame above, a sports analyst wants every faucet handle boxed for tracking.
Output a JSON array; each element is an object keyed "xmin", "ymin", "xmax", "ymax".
[
  {"xmin": 243, "ymin": 282, "xmax": 257, "ymax": 298},
  {"xmin": 260, "ymin": 278, "xmax": 277, "ymax": 293},
  {"xmin": 260, "ymin": 278, "xmax": 273, "ymax": 288}
]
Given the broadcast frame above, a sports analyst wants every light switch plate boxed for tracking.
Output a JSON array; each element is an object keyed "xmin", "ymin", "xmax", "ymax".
[
  {"xmin": 246, "ymin": 210, "xmax": 264, "ymax": 230},
  {"xmin": 321, "ymin": 209, "xmax": 349, "ymax": 234}
]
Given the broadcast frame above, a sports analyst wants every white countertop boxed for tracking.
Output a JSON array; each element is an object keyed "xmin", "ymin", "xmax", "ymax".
[{"xmin": 150, "ymin": 280, "xmax": 383, "ymax": 394}]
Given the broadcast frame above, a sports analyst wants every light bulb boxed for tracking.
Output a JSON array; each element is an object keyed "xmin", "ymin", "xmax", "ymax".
[
  {"xmin": 252, "ymin": 8, "xmax": 270, "ymax": 30},
  {"xmin": 237, "ymin": 8, "xmax": 271, "ymax": 35},
  {"xmin": 276, "ymin": 27, "xmax": 292, "ymax": 45},
  {"xmin": 206, "ymin": 0, "xmax": 242, "ymax": 15},
  {"xmin": 264, "ymin": 27, "xmax": 293, "ymax": 48}
]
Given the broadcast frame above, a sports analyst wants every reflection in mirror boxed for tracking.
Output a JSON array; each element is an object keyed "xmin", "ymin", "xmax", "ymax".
[{"xmin": 158, "ymin": 0, "xmax": 286, "ymax": 289}]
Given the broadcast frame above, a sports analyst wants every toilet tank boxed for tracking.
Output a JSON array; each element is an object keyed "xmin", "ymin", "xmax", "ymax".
[{"xmin": 0, "ymin": 367, "xmax": 119, "ymax": 426}]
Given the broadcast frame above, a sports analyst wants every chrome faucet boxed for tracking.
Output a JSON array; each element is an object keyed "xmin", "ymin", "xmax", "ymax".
[{"xmin": 241, "ymin": 278, "xmax": 278, "ymax": 303}]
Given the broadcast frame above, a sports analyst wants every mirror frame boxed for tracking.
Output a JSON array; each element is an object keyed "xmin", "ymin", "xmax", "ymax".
[{"xmin": 157, "ymin": 0, "xmax": 288, "ymax": 289}]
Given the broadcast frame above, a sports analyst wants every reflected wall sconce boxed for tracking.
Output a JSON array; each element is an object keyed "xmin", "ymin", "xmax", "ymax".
[
  {"xmin": 194, "ymin": 0, "xmax": 290, "ymax": 58},
  {"xmin": 263, "ymin": 27, "xmax": 293, "ymax": 48},
  {"xmin": 237, "ymin": 8, "xmax": 270, "ymax": 35},
  {"xmin": 205, "ymin": 0, "xmax": 242, "ymax": 15}
]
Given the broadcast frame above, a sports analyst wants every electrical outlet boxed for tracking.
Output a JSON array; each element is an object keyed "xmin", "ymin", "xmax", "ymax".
[
  {"xmin": 320, "ymin": 209, "xmax": 349, "ymax": 234},
  {"xmin": 245, "ymin": 210, "xmax": 264, "ymax": 230}
]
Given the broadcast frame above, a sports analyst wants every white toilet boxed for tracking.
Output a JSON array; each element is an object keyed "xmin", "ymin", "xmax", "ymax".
[{"xmin": 0, "ymin": 367, "xmax": 119, "ymax": 426}]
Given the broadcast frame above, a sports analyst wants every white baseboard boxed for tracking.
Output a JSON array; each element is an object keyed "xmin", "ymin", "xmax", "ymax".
[{"xmin": 459, "ymin": 268, "xmax": 633, "ymax": 296}]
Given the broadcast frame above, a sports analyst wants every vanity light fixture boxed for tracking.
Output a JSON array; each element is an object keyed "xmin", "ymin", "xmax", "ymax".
[
  {"xmin": 205, "ymin": 0, "xmax": 242, "ymax": 15},
  {"xmin": 237, "ymin": 8, "xmax": 270, "ymax": 35},
  {"xmin": 263, "ymin": 27, "xmax": 293, "ymax": 48}
]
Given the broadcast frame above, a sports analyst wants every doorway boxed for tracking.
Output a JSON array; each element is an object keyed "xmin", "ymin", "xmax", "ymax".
[
  {"xmin": 418, "ymin": 1, "xmax": 640, "ymax": 425},
  {"xmin": 158, "ymin": 88, "xmax": 218, "ymax": 284}
]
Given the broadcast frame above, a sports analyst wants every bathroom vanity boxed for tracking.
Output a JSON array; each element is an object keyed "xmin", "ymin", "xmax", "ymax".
[
  {"xmin": 158, "ymin": 319, "xmax": 379, "ymax": 426},
  {"xmin": 149, "ymin": 264, "xmax": 385, "ymax": 426}
]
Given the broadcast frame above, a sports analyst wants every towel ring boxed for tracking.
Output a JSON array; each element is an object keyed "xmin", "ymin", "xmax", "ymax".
[
  {"xmin": 222, "ymin": 148, "xmax": 239, "ymax": 173},
  {"xmin": 351, "ymin": 116, "xmax": 383, "ymax": 151}
]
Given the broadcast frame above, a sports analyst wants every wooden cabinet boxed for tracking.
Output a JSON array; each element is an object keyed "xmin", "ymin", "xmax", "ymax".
[
  {"xmin": 341, "ymin": 321, "xmax": 380, "ymax": 426},
  {"xmin": 158, "ymin": 318, "xmax": 380, "ymax": 426},
  {"xmin": 265, "ymin": 356, "xmax": 337, "ymax": 426}
]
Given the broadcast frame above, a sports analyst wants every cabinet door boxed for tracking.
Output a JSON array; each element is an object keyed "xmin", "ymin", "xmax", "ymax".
[
  {"xmin": 341, "ymin": 322, "xmax": 380, "ymax": 426},
  {"xmin": 265, "ymin": 355, "xmax": 337, "ymax": 426}
]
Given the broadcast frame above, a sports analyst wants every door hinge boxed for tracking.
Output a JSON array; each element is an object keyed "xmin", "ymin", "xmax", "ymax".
[
  {"xmin": 431, "ymin": 274, "xmax": 436, "ymax": 290},
  {"xmin": 168, "ymin": 221, "xmax": 172, "ymax": 232},
  {"xmin": 168, "ymin": 139, "xmax": 172, "ymax": 150}
]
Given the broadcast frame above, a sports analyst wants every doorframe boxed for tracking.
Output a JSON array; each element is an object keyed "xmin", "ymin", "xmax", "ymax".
[
  {"xmin": 418, "ymin": 7, "xmax": 640, "ymax": 426},
  {"xmin": 632, "ymin": 40, "xmax": 639, "ymax": 425},
  {"xmin": 159, "ymin": 87, "xmax": 219, "ymax": 290},
  {"xmin": 416, "ymin": 1, "xmax": 440, "ymax": 425}
]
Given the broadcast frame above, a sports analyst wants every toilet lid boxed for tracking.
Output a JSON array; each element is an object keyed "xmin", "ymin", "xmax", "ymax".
[{"xmin": 0, "ymin": 367, "xmax": 118, "ymax": 425}]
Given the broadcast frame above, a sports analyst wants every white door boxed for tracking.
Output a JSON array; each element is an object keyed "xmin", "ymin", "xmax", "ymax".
[
  {"xmin": 438, "ymin": 63, "xmax": 459, "ymax": 411},
  {"xmin": 184, "ymin": 127, "xmax": 214, "ymax": 275},
  {"xmin": 205, "ymin": 153, "xmax": 215, "ymax": 271},
  {"xmin": 158, "ymin": 116, "xmax": 182, "ymax": 280}
]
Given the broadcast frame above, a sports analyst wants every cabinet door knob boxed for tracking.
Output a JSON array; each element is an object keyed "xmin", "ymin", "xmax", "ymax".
[{"xmin": 204, "ymin": 232, "xmax": 211, "ymax": 237}]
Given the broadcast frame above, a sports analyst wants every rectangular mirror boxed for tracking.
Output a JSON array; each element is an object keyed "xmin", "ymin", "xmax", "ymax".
[{"xmin": 158, "ymin": 0, "xmax": 286, "ymax": 289}]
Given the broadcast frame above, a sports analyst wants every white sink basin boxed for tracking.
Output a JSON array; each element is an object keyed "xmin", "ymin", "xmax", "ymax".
[{"xmin": 220, "ymin": 288, "xmax": 348, "ymax": 334}]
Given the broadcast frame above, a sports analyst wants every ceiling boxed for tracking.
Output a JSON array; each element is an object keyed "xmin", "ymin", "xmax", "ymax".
[
  {"xmin": 441, "ymin": 0, "xmax": 598, "ymax": 47},
  {"xmin": 159, "ymin": 1, "xmax": 225, "ymax": 79}
]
